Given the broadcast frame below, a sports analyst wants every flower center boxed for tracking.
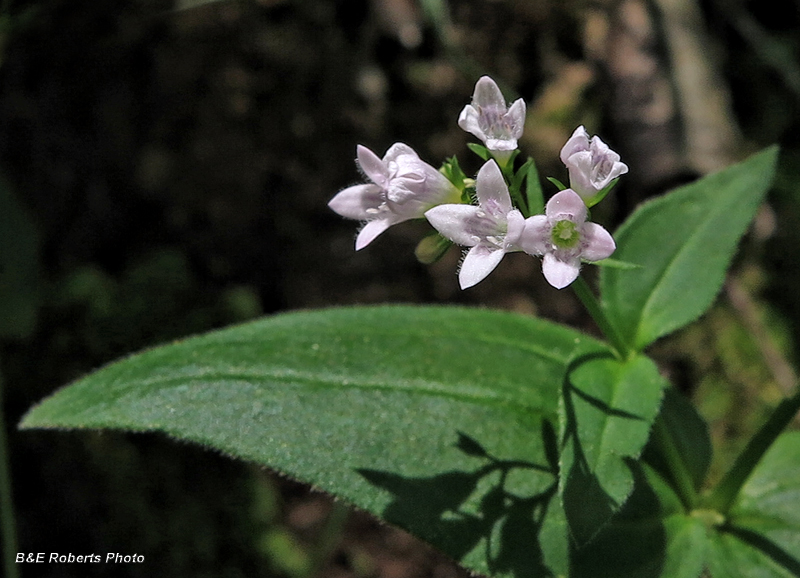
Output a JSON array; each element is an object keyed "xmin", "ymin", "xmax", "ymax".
[
  {"xmin": 551, "ymin": 219, "xmax": 580, "ymax": 249},
  {"xmin": 477, "ymin": 105, "xmax": 511, "ymax": 139}
]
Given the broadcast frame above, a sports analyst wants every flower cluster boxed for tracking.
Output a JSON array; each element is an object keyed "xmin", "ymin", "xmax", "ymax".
[{"xmin": 328, "ymin": 76, "xmax": 628, "ymax": 290}]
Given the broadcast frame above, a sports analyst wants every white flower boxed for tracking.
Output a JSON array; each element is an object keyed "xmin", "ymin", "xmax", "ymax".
[
  {"xmin": 458, "ymin": 76, "xmax": 526, "ymax": 154},
  {"xmin": 425, "ymin": 160, "xmax": 525, "ymax": 289},
  {"xmin": 329, "ymin": 143, "xmax": 460, "ymax": 250},
  {"xmin": 519, "ymin": 189, "xmax": 615, "ymax": 289},
  {"xmin": 560, "ymin": 126, "xmax": 628, "ymax": 202}
]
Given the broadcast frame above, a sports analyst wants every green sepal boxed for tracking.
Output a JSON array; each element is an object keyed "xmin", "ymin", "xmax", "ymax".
[
  {"xmin": 415, "ymin": 232, "xmax": 453, "ymax": 264},
  {"xmin": 547, "ymin": 176, "xmax": 568, "ymax": 191},
  {"xmin": 467, "ymin": 143, "xmax": 491, "ymax": 161},
  {"xmin": 583, "ymin": 178, "xmax": 619, "ymax": 208},
  {"xmin": 589, "ymin": 258, "xmax": 643, "ymax": 270},
  {"xmin": 440, "ymin": 155, "xmax": 468, "ymax": 193}
]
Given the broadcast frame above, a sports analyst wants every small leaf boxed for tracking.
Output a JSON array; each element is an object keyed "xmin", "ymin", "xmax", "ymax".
[{"xmin": 601, "ymin": 146, "xmax": 779, "ymax": 351}]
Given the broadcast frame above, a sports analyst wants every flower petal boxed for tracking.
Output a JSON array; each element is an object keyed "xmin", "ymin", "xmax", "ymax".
[
  {"xmin": 484, "ymin": 137, "xmax": 518, "ymax": 152},
  {"xmin": 472, "ymin": 76, "xmax": 506, "ymax": 109},
  {"xmin": 355, "ymin": 218, "xmax": 395, "ymax": 250},
  {"xmin": 425, "ymin": 204, "xmax": 483, "ymax": 247},
  {"xmin": 581, "ymin": 222, "xmax": 616, "ymax": 261},
  {"xmin": 459, "ymin": 244, "xmax": 505, "ymax": 289},
  {"xmin": 506, "ymin": 99, "xmax": 527, "ymax": 139},
  {"xmin": 560, "ymin": 126, "xmax": 590, "ymax": 164},
  {"xmin": 542, "ymin": 253, "xmax": 580, "ymax": 289},
  {"xmin": 458, "ymin": 105, "xmax": 480, "ymax": 136},
  {"xmin": 328, "ymin": 184, "xmax": 383, "ymax": 220},
  {"xmin": 382, "ymin": 142, "xmax": 417, "ymax": 162},
  {"xmin": 475, "ymin": 160, "xmax": 512, "ymax": 212},
  {"xmin": 504, "ymin": 209, "xmax": 526, "ymax": 247},
  {"xmin": 357, "ymin": 145, "xmax": 388, "ymax": 186},
  {"xmin": 545, "ymin": 189, "xmax": 587, "ymax": 223},
  {"xmin": 518, "ymin": 215, "xmax": 550, "ymax": 255}
]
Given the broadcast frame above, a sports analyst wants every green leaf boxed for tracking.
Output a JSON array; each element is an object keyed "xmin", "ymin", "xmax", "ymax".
[
  {"xmin": 0, "ymin": 176, "xmax": 42, "ymax": 339},
  {"xmin": 572, "ymin": 432, "xmax": 800, "ymax": 577},
  {"xmin": 525, "ymin": 158, "xmax": 544, "ymax": 216},
  {"xmin": 643, "ymin": 387, "xmax": 712, "ymax": 507},
  {"xmin": 600, "ymin": 146, "xmax": 779, "ymax": 351},
  {"xmin": 559, "ymin": 354, "xmax": 667, "ymax": 545},
  {"xmin": 571, "ymin": 463, "xmax": 707, "ymax": 578},
  {"xmin": 721, "ymin": 430, "xmax": 800, "ymax": 576},
  {"xmin": 21, "ymin": 305, "xmax": 607, "ymax": 578}
]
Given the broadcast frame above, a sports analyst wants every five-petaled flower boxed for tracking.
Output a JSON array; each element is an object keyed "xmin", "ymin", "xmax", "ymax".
[
  {"xmin": 458, "ymin": 76, "xmax": 526, "ymax": 158},
  {"xmin": 328, "ymin": 143, "xmax": 460, "ymax": 250},
  {"xmin": 425, "ymin": 160, "xmax": 525, "ymax": 289},
  {"xmin": 519, "ymin": 188, "xmax": 615, "ymax": 289},
  {"xmin": 560, "ymin": 126, "xmax": 628, "ymax": 203}
]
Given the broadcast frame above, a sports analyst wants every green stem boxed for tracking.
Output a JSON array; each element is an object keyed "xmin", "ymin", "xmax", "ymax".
[
  {"xmin": 571, "ymin": 276, "xmax": 629, "ymax": 359},
  {"xmin": 705, "ymin": 388, "xmax": 800, "ymax": 514},
  {"xmin": 0, "ymin": 374, "xmax": 19, "ymax": 578}
]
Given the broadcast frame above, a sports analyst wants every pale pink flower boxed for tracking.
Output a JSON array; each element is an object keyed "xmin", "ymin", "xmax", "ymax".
[
  {"xmin": 329, "ymin": 144, "xmax": 460, "ymax": 250},
  {"xmin": 425, "ymin": 160, "xmax": 525, "ymax": 289},
  {"xmin": 519, "ymin": 189, "xmax": 615, "ymax": 289},
  {"xmin": 560, "ymin": 126, "xmax": 628, "ymax": 202},
  {"xmin": 458, "ymin": 76, "xmax": 526, "ymax": 154}
]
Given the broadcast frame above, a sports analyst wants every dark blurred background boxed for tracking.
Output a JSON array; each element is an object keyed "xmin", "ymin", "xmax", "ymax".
[{"xmin": 1, "ymin": 0, "xmax": 799, "ymax": 576}]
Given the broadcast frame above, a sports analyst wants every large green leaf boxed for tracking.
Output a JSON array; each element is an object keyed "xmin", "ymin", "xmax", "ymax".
[
  {"xmin": 601, "ymin": 146, "xmax": 779, "ymax": 351},
  {"xmin": 559, "ymin": 354, "xmax": 667, "ymax": 545},
  {"xmin": 21, "ymin": 305, "xmax": 608, "ymax": 578}
]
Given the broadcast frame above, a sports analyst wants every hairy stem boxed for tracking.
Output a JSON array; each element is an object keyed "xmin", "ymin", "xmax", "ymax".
[{"xmin": 571, "ymin": 276, "xmax": 630, "ymax": 359}]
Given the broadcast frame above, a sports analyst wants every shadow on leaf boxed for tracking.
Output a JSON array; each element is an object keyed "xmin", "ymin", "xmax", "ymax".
[
  {"xmin": 358, "ymin": 430, "xmax": 558, "ymax": 578},
  {"xmin": 569, "ymin": 463, "xmax": 668, "ymax": 578}
]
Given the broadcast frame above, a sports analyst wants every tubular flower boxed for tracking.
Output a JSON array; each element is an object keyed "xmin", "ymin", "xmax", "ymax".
[
  {"xmin": 425, "ymin": 160, "xmax": 524, "ymax": 289},
  {"xmin": 458, "ymin": 76, "xmax": 526, "ymax": 155},
  {"xmin": 560, "ymin": 126, "xmax": 628, "ymax": 202},
  {"xmin": 328, "ymin": 143, "xmax": 460, "ymax": 250},
  {"xmin": 519, "ymin": 189, "xmax": 615, "ymax": 289}
]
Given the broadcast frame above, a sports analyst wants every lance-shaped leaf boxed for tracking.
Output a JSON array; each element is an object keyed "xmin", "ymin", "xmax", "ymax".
[
  {"xmin": 601, "ymin": 146, "xmax": 779, "ymax": 351},
  {"xmin": 21, "ymin": 305, "xmax": 608, "ymax": 578}
]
